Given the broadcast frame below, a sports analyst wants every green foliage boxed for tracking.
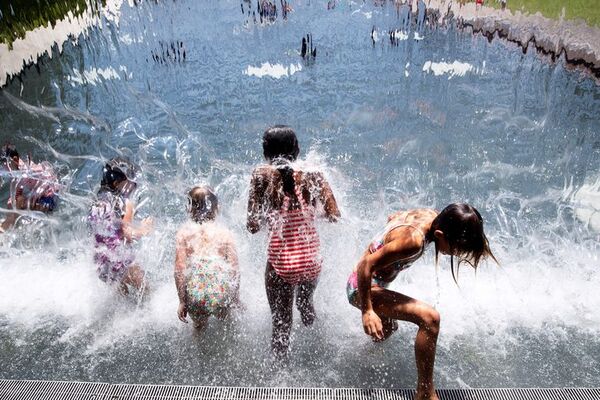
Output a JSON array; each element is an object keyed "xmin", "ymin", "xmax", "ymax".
[
  {"xmin": 0, "ymin": 0, "xmax": 104, "ymax": 49},
  {"xmin": 487, "ymin": 0, "xmax": 600, "ymax": 27}
]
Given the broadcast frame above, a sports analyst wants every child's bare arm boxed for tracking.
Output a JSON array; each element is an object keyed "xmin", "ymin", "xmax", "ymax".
[
  {"xmin": 358, "ymin": 235, "xmax": 422, "ymax": 339},
  {"xmin": 220, "ymin": 235, "xmax": 242, "ymax": 307},
  {"xmin": 122, "ymin": 200, "xmax": 153, "ymax": 242},
  {"xmin": 218, "ymin": 232, "xmax": 239, "ymax": 265},
  {"xmin": 247, "ymin": 169, "xmax": 266, "ymax": 233},
  {"xmin": 174, "ymin": 232, "xmax": 188, "ymax": 305},
  {"xmin": 224, "ymin": 241, "xmax": 239, "ymax": 269},
  {"xmin": 316, "ymin": 172, "xmax": 340, "ymax": 222}
]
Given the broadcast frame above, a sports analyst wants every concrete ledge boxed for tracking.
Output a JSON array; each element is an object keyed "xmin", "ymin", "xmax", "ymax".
[
  {"xmin": 1, "ymin": 379, "xmax": 599, "ymax": 400},
  {"xmin": 425, "ymin": 0, "xmax": 600, "ymax": 79}
]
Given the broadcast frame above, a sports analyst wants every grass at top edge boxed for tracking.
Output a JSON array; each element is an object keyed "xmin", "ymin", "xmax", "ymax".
[
  {"xmin": 483, "ymin": 0, "xmax": 600, "ymax": 28},
  {"xmin": 0, "ymin": 0, "xmax": 105, "ymax": 49}
]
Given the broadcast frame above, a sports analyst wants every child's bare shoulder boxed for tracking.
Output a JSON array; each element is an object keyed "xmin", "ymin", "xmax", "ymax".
[
  {"xmin": 252, "ymin": 164, "xmax": 275, "ymax": 177},
  {"xmin": 413, "ymin": 208, "xmax": 438, "ymax": 219},
  {"xmin": 176, "ymin": 221, "xmax": 199, "ymax": 240},
  {"xmin": 217, "ymin": 224, "xmax": 236, "ymax": 243},
  {"xmin": 301, "ymin": 170, "xmax": 327, "ymax": 187}
]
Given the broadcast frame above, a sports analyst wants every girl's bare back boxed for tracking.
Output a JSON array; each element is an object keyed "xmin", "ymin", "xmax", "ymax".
[
  {"xmin": 384, "ymin": 208, "xmax": 438, "ymax": 245},
  {"xmin": 177, "ymin": 221, "xmax": 236, "ymax": 262}
]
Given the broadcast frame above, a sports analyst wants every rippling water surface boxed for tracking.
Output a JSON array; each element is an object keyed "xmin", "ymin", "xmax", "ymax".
[{"xmin": 0, "ymin": 0, "xmax": 599, "ymax": 389}]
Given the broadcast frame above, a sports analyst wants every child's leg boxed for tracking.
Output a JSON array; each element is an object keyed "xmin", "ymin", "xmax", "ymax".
[
  {"xmin": 295, "ymin": 280, "xmax": 317, "ymax": 326},
  {"xmin": 265, "ymin": 263, "xmax": 294, "ymax": 358},
  {"xmin": 216, "ymin": 306, "xmax": 231, "ymax": 321},
  {"xmin": 370, "ymin": 288, "xmax": 440, "ymax": 400},
  {"xmin": 191, "ymin": 313, "xmax": 209, "ymax": 331}
]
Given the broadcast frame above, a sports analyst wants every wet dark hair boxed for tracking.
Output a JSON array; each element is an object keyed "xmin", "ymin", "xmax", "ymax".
[
  {"xmin": 188, "ymin": 186, "xmax": 219, "ymax": 223},
  {"xmin": 100, "ymin": 157, "xmax": 138, "ymax": 194},
  {"xmin": 262, "ymin": 125, "xmax": 300, "ymax": 203},
  {"xmin": 427, "ymin": 203, "xmax": 497, "ymax": 283},
  {"xmin": 2, "ymin": 144, "xmax": 19, "ymax": 162}
]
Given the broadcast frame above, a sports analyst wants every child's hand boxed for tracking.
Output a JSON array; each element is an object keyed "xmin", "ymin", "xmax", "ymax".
[
  {"xmin": 140, "ymin": 217, "xmax": 154, "ymax": 235},
  {"xmin": 247, "ymin": 220, "xmax": 261, "ymax": 234},
  {"xmin": 362, "ymin": 310, "xmax": 383, "ymax": 340},
  {"xmin": 178, "ymin": 302, "xmax": 188, "ymax": 323}
]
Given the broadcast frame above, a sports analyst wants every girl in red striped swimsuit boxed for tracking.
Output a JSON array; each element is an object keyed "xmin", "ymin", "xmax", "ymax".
[{"xmin": 247, "ymin": 126, "xmax": 340, "ymax": 358}]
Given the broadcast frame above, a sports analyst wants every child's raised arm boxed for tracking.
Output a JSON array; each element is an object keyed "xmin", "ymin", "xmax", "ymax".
[
  {"xmin": 314, "ymin": 172, "xmax": 340, "ymax": 222},
  {"xmin": 247, "ymin": 169, "xmax": 267, "ymax": 233}
]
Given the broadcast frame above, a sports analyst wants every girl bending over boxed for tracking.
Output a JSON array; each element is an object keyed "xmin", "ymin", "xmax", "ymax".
[{"xmin": 347, "ymin": 204, "xmax": 496, "ymax": 400}]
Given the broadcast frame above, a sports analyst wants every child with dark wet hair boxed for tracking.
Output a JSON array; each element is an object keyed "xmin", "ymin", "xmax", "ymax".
[
  {"xmin": 1, "ymin": 144, "xmax": 59, "ymax": 232},
  {"xmin": 88, "ymin": 157, "xmax": 153, "ymax": 297},
  {"xmin": 247, "ymin": 125, "xmax": 340, "ymax": 358},
  {"xmin": 175, "ymin": 186, "xmax": 240, "ymax": 330},
  {"xmin": 347, "ymin": 203, "xmax": 497, "ymax": 400}
]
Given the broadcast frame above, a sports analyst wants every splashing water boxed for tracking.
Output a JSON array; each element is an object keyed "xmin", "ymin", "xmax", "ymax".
[{"xmin": 0, "ymin": 0, "xmax": 599, "ymax": 389}]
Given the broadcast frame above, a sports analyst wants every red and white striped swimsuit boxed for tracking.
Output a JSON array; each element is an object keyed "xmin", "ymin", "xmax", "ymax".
[{"xmin": 267, "ymin": 189, "xmax": 321, "ymax": 285}]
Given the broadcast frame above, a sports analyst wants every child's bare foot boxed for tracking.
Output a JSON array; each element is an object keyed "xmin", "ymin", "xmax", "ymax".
[{"xmin": 416, "ymin": 383, "xmax": 439, "ymax": 400}]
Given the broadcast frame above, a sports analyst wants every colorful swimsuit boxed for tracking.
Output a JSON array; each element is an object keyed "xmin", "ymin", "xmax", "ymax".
[
  {"xmin": 88, "ymin": 190, "xmax": 134, "ymax": 283},
  {"xmin": 267, "ymin": 187, "xmax": 321, "ymax": 285},
  {"xmin": 6, "ymin": 161, "xmax": 58, "ymax": 212},
  {"xmin": 346, "ymin": 222, "xmax": 426, "ymax": 307},
  {"xmin": 186, "ymin": 255, "xmax": 239, "ymax": 318}
]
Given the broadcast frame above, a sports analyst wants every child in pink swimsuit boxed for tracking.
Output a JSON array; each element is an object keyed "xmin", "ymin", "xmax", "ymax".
[
  {"xmin": 348, "ymin": 205, "xmax": 497, "ymax": 400},
  {"xmin": 247, "ymin": 125, "xmax": 340, "ymax": 358}
]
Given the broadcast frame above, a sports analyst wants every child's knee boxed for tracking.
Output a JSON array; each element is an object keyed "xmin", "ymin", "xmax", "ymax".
[{"xmin": 419, "ymin": 309, "xmax": 440, "ymax": 333}]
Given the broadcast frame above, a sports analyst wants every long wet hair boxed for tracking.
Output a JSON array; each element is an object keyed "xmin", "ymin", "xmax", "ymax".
[
  {"xmin": 262, "ymin": 125, "xmax": 300, "ymax": 205},
  {"xmin": 426, "ymin": 203, "xmax": 497, "ymax": 283},
  {"xmin": 188, "ymin": 186, "xmax": 219, "ymax": 224}
]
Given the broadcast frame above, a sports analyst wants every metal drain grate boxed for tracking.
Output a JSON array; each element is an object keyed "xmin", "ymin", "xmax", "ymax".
[
  {"xmin": 0, "ymin": 379, "xmax": 108, "ymax": 400},
  {"xmin": 0, "ymin": 379, "xmax": 599, "ymax": 400}
]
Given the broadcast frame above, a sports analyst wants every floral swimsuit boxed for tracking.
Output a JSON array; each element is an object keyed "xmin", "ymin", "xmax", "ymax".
[{"xmin": 186, "ymin": 255, "xmax": 239, "ymax": 318}]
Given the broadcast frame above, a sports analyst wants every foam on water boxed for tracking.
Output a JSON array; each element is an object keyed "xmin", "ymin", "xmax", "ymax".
[
  {"xmin": 422, "ymin": 60, "xmax": 482, "ymax": 78},
  {"xmin": 243, "ymin": 62, "xmax": 302, "ymax": 79},
  {"xmin": 68, "ymin": 66, "xmax": 131, "ymax": 86}
]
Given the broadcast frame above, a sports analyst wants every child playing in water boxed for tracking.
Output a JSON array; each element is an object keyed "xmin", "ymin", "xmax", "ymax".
[
  {"xmin": 174, "ymin": 186, "xmax": 240, "ymax": 330},
  {"xmin": 88, "ymin": 157, "xmax": 153, "ymax": 296},
  {"xmin": 1, "ymin": 144, "xmax": 59, "ymax": 232},
  {"xmin": 247, "ymin": 125, "xmax": 340, "ymax": 358},
  {"xmin": 347, "ymin": 204, "xmax": 496, "ymax": 400}
]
